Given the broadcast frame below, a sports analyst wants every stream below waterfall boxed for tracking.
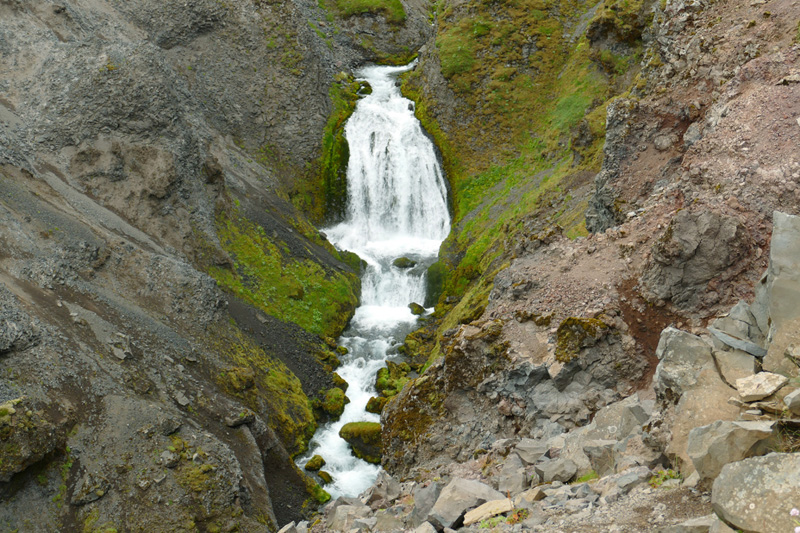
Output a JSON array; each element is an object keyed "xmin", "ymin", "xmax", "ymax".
[{"xmin": 296, "ymin": 62, "xmax": 451, "ymax": 498}]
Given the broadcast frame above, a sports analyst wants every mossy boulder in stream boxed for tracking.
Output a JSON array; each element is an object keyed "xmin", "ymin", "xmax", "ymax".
[
  {"xmin": 409, "ymin": 302, "xmax": 425, "ymax": 316},
  {"xmin": 304, "ymin": 454, "xmax": 325, "ymax": 471},
  {"xmin": 339, "ymin": 422, "xmax": 382, "ymax": 464},
  {"xmin": 317, "ymin": 387, "xmax": 349, "ymax": 419},
  {"xmin": 392, "ymin": 256, "xmax": 417, "ymax": 268}
]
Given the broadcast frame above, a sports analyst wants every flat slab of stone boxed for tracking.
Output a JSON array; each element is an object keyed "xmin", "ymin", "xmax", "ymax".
[
  {"xmin": 735, "ymin": 372, "xmax": 788, "ymax": 402},
  {"xmin": 712, "ymin": 453, "xmax": 800, "ymax": 533},
  {"xmin": 657, "ymin": 514, "xmax": 714, "ymax": 533},
  {"xmin": 463, "ymin": 498, "xmax": 513, "ymax": 526}
]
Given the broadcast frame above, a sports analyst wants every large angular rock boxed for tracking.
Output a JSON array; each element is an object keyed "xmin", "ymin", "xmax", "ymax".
[
  {"xmin": 764, "ymin": 211, "xmax": 800, "ymax": 337},
  {"xmin": 410, "ymin": 482, "xmax": 441, "ymax": 527},
  {"xmin": 496, "ymin": 453, "xmax": 528, "ymax": 495},
  {"xmin": 735, "ymin": 372, "xmax": 788, "ymax": 402},
  {"xmin": 641, "ymin": 209, "xmax": 752, "ymax": 310},
  {"xmin": 654, "ymin": 328, "xmax": 714, "ymax": 400},
  {"xmin": 687, "ymin": 420, "xmax": 776, "ymax": 485},
  {"xmin": 427, "ymin": 478, "xmax": 504, "ymax": 529},
  {"xmin": 653, "ymin": 327, "xmax": 741, "ymax": 472},
  {"xmin": 362, "ymin": 471, "xmax": 400, "ymax": 508},
  {"xmin": 712, "ymin": 453, "xmax": 800, "ymax": 533},
  {"xmin": 535, "ymin": 458, "xmax": 578, "ymax": 483},
  {"xmin": 711, "ymin": 301, "xmax": 764, "ymax": 346}
]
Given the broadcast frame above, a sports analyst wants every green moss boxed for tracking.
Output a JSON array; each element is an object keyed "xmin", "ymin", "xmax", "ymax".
[
  {"xmin": 332, "ymin": 0, "xmax": 406, "ymax": 24},
  {"xmin": 304, "ymin": 454, "xmax": 325, "ymax": 471},
  {"xmin": 554, "ymin": 317, "xmax": 609, "ymax": 363},
  {"xmin": 365, "ymin": 396, "xmax": 389, "ymax": 414},
  {"xmin": 175, "ymin": 463, "xmax": 217, "ymax": 493},
  {"xmin": 82, "ymin": 508, "xmax": 118, "ymax": 533},
  {"xmin": 310, "ymin": 482, "xmax": 331, "ymax": 503},
  {"xmin": 318, "ymin": 470, "xmax": 333, "ymax": 484},
  {"xmin": 375, "ymin": 361, "xmax": 411, "ymax": 397},
  {"xmin": 209, "ymin": 211, "xmax": 359, "ymax": 338}
]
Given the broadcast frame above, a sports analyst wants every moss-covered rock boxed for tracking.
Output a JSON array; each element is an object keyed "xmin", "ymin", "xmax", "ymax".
[
  {"xmin": 375, "ymin": 361, "xmax": 411, "ymax": 397},
  {"xmin": 392, "ymin": 257, "xmax": 417, "ymax": 268},
  {"xmin": 0, "ymin": 399, "xmax": 62, "ymax": 482},
  {"xmin": 304, "ymin": 454, "xmax": 325, "ymax": 471},
  {"xmin": 318, "ymin": 470, "xmax": 333, "ymax": 485},
  {"xmin": 339, "ymin": 422, "xmax": 381, "ymax": 464},
  {"xmin": 365, "ymin": 396, "xmax": 389, "ymax": 414},
  {"xmin": 409, "ymin": 302, "xmax": 425, "ymax": 316},
  {"xmin": 319, "ymin": 387, "xmax": 349, "ymax": 419},
  {"xmin": 555, "ymin": 317, "xmax": 610, "ymax": 363}
]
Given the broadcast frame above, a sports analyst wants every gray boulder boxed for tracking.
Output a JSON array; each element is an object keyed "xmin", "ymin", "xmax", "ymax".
[
  {"xmin": 712, "ymin": 453, "xmax": 800, "ymax": 533},
  {"xmin": 535, "ymin": 458, "xmax": 578, "ymax": 483},
  {"xmin": 641, "ymin": 209, "xmax": 752, "ymax": 310},
  {"xmin": 427, "ymin": 478, "xmax": 504, "ymax": 529},
  {"xmin": 514, "ymin": 438, "xmax": 549, "ymax": 465},
  {"xmin": 764, "ymin": 211, "xmax": 800, "ymax": 338},
  {"xmin": 687, "ymin": 420, "xmax": 776, "ymax": 485},
  {"xmin": 413, "ymin": 523, "xmax": 437, "ymax": 533},
  {"xmin": 362, "ymin": 471, "xmax": 400, "ymax": 508},
  {"xmin": 761, "ymin": 212, "xmax": 800, "ymax": 376},
  {"xmin": 496, "ymin": 452, "xmax": 529, "ymax": 495},
  {"xmin": 654, "ymin": 328, "xmax": 714, "ymax": 400},
  {"xmin": 653, "ymin": 327, "xmax": 740, "ymax": 472}
]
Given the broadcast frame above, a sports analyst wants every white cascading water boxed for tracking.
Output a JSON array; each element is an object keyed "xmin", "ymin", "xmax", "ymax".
[{"xmin": 296, "ymin": 62, "xmax": 450, "ymax": 498}]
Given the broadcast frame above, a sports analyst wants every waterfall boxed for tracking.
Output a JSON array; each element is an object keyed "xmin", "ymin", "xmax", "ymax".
[{"xmin": 296, "ymin": 63, "xmax": 451, "ymax": 498}]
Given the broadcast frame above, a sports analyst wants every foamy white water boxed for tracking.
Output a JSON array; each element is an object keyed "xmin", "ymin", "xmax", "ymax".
[{"xmin": 296, "ymin": 62, "xmax": 450, "ymax": 498}]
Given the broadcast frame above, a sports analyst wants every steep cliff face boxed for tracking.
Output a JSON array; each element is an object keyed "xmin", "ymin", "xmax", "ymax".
[
  {"xmin": 383, "ymin": 0, "xmax": 800, "ymax": 490},
  {"xmin": 0, "ymin": 0, "xmax": 432, "ymax": 530}
]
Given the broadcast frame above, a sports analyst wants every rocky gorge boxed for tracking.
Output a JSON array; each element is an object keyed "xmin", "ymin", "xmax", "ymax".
[{"xmin": 1, "ymin": 0, "xmax": 799, "ymax": 532}]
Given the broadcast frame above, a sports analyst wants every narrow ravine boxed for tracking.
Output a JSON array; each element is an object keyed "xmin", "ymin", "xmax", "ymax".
[{"xmin": 297, "ymin": 62, "xmax": 451, "ymax": 498}]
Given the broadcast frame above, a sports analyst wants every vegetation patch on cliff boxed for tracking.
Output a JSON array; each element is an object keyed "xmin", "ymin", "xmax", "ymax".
[
  {"xmin": 209, "ymin": 211, "xmax": 359, "ymax": 339},
  {"xmin": 331, "ymin": 0, "xmax": 407, "ymax": 24},
  {"xmin": 210, "ymin": 324, "xmax": 316, "ymax": 455}
]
